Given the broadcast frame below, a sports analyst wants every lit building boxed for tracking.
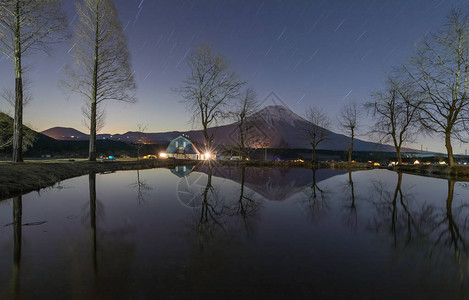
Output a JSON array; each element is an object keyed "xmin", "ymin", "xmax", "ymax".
[{"xmin": 164, "ymin": 135, "xmax": 202, "ymax": 160}]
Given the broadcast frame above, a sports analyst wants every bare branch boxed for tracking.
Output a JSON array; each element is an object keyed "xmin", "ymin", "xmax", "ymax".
[{"xmin": 175, "ymin": 44, "xmax": 246, "ymax": 151}]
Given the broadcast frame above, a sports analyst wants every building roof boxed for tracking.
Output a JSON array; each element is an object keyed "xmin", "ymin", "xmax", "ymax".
[{"xmin": 166, "ymin": 135, "xmax": 200, "ymax": 154}]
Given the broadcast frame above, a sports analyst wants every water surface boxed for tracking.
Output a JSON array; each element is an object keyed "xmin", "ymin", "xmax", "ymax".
[{"xmin": 1, "ymin": 166, "xmax": 468, "ymax": 299}]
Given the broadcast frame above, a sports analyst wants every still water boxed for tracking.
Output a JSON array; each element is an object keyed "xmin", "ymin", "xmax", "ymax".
[{"xmin": 1, "ymin": 166, "xmax": 468, "ymax": 299}]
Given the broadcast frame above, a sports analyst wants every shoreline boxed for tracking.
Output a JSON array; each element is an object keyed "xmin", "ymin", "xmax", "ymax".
[
  {"xmin": 392, "ymin": 164, "xmax": 469, "ymax": 181},
  {"xmin": 0, "ymin": 159, "xmax": 373, "ymax": 200},
  {"xmin": 4, "ymin": 159, "xmax": 469, "ymax": 201}
]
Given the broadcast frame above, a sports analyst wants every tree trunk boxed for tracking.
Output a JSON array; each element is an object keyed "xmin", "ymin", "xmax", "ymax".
[
  {"xmin": 89, "ymin": 100, "xmax": 97, "ymax": 161},
  {"xmin": 239, "ymin": 121, "xmax": 245, "ymax": 160},
  {"xmin": 311, "ymin": 144, "xmax": 316, "ymax": 163},
  {"xmin": 348, "ymin": 129, "xmax": 354, "ymax": 164},
  {"xmin": 445, "ymin": 131, "xmax": 455, "ymax": 166},
  {"xmin": 396, "ymin": 147, "xmax": 402, "ymax": 164},
  {"xmin": 203, "ymin": 124, "xmax": 211, "ymax": 153},
  {"xmin": 89, "ymin": 1, "xmax": 99, "ymax": 162},
  {"xmin": 12, "ymin": 0, "xmax": 23, "ymax": 163}
]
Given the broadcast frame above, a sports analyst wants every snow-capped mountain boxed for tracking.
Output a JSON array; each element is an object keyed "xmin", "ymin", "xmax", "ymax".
[{"xmin": 41, "ymin": 105, "xmax": 407, "ymax": 152}]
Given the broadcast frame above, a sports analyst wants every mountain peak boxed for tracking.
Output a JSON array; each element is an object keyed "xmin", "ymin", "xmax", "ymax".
[
  {"xmin": 254, "ymin": 105, "xmax": 305, "ymax": 125},
  {"xmin": 41, "ymin": 127, "xmax": 88, "ymax": 140}
]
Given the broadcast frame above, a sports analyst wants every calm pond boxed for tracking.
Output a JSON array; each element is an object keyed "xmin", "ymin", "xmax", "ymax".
[{"xmin": 1, "ymin": 166, "xmax": 468, "ymax": 299}]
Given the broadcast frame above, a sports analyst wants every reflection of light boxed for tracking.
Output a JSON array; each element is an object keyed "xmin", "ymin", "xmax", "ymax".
[
  {"xmin": 439, "ymin": 161, "xmax": 447, "ymax": 165},
  {"xmin": 159, "ymin": 152, "xmax": 166, "ymax": 158}
]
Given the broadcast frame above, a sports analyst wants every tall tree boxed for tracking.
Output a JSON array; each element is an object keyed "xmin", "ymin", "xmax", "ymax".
[
  {"xmin": 365, "ymin": 76, "xmax": 421, "ymax": 164},
  {"xmin": 0, "ymin": 0, "xmax": 67, "ymax": 162},
  {"xmin": 303, "ymin": 106, "xmax": 330, "ymax": 163},
  {"xmin": 232, "ymin": 87, "xmax": 258, "ymax": 159},
  {"xmin": 135, "ymin": 123, "xmax": 147, "ymax": 160},
  {"xmin": 405, "ymin": 10, "xmax": 469, "ymax": 166},
  {"xmin": 338, "ymin": 101, "xmax": 360, "ymax": 164},
  {"xmin": 177, "ymin": 44, "xmax": 245, "ymax": 152},
  {"xmin": 65, "ymin": 0, "xmax": 136, "ymax": 161}
]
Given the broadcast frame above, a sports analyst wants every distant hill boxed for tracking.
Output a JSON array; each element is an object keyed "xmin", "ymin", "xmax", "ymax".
[
  {"xmin": 41, "ymin": 105, "xmax": 416, "ymax": 152},
  {"xmin": 0, "ymin": 113, "xmax": 140, "ymax": 158},
  {"xmin": 41, "ymin": 127, "xmax": 89, "ymax": 140}
]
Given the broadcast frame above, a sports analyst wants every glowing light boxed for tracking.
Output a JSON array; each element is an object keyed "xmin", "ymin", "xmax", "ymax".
[
  {"xmin": 413, "ymin": 160, "xmax": 420, "ymax": 165},
  {"xmin": 159, "ymin": 152, "xmax": 167, "ymax": 158},
  {"xmin": 204, "ymin": 152, "xmax": 211, "ymax": 159}
]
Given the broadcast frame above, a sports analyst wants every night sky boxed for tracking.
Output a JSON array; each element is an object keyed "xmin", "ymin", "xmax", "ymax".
[{"xmin": 1, "ymin": 0, "xmax": 469, "ymax": 153}]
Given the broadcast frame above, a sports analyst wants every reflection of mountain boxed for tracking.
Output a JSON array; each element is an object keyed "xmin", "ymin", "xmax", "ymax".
[
  {"xmin": 41, "ymin": 106, "xmax": 415, "ymax": 151},
  {"xmin": 192, "ymin": 166, "xmax": 346, "ymax": 201}
]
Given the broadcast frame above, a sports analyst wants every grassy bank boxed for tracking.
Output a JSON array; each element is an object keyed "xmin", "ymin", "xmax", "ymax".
[{"xmin": 393, "ymin": 165, "xmax": 469, "ymax": 181}]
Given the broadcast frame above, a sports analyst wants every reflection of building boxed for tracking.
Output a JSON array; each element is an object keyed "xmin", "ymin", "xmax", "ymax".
[
  {"xmin": 170, "ymin": 165, "xmax": 195, "ymax": 178},
  {"xmin": 165, "ymin": 136, "xmax": 201, "ymax": 160}
]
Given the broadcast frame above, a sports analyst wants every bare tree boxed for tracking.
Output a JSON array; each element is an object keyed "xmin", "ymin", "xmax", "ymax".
[
  {"xmin": 365, "ymin": 76, "xmax": 421, "ymax": 164},
  {"xmin": 303, "ymin": 106, "xmax": 331, "ymax": 163},
  {"xmin": 0, "ymin": 0, "xmax": 67, "ymax": 162},
  {"xmin": 81, "ymin": 101, "xmax": 105, "ymax": 133},
  {"xmin": 65, "ymin": 0, "xmax": 136, "ymax": 161},
  {"xmin": 232, "ymin": 87, "xmax": 258, "ymax": 159},
  {"xmin": 405, "ymin": 10, "xmax": 469, "ymax": 166},
  {"xmin": 338, "ymin": 101, "xmax": 361, "ymax": 164},
  {"xmin": 135, "ymin": 123, "xmax": 147, "ymax": 160},
  {"xmin": 176, "ymin": 44, "xmax": 245, "ymax": 152}
]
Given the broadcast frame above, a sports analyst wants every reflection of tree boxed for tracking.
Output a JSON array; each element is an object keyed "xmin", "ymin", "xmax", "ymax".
[
  {"xmin": 81, "ymin": 173, "xmax": 136, "ymax": 297},
  {"xmin": 184, "ymin": 165, "xmax": 262, "ymax": 288},
  {"xmin": 369, "ymin": 174, "xmax": 469, "ymax": 292},
  {"xmin": 129, "ymin": 170, "xmax": 152, "ymax": 203},
  {"xmin": 341, "ymin": 170, "xmax": 357, "ymax": 230},
  {"xmin": 9, "ymin": 196, "xmax": 22, "ymax": 300},
  {"xmin": 437, "ymin": 180, "xmax": 467, "ymax": 256},
  {"xmin": 299, "ymin": 168, "xmax": 328, "ymax": 222},
  {"xmin": 191, "ymin": 165, "xmax": 262, "ymax": 245},
  {"xmin": 229, "ymin": 167, "xmax": 261, "ymax": 238},
  {"xmin": 196, "ymin": 165, "xmax": 227, "ymax": 248},
  {"xmin": 89, "ymin": 173, "xmax": 98, "ymax": 273},
  {"xmin": 369, "ymin": 173, "xmax": 423, "ymax": 247}
]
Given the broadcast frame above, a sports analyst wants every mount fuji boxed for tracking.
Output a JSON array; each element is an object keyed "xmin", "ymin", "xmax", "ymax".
[{"xmin": 42, "ymin": 105, "xmax": 408, "ymax": 152}]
